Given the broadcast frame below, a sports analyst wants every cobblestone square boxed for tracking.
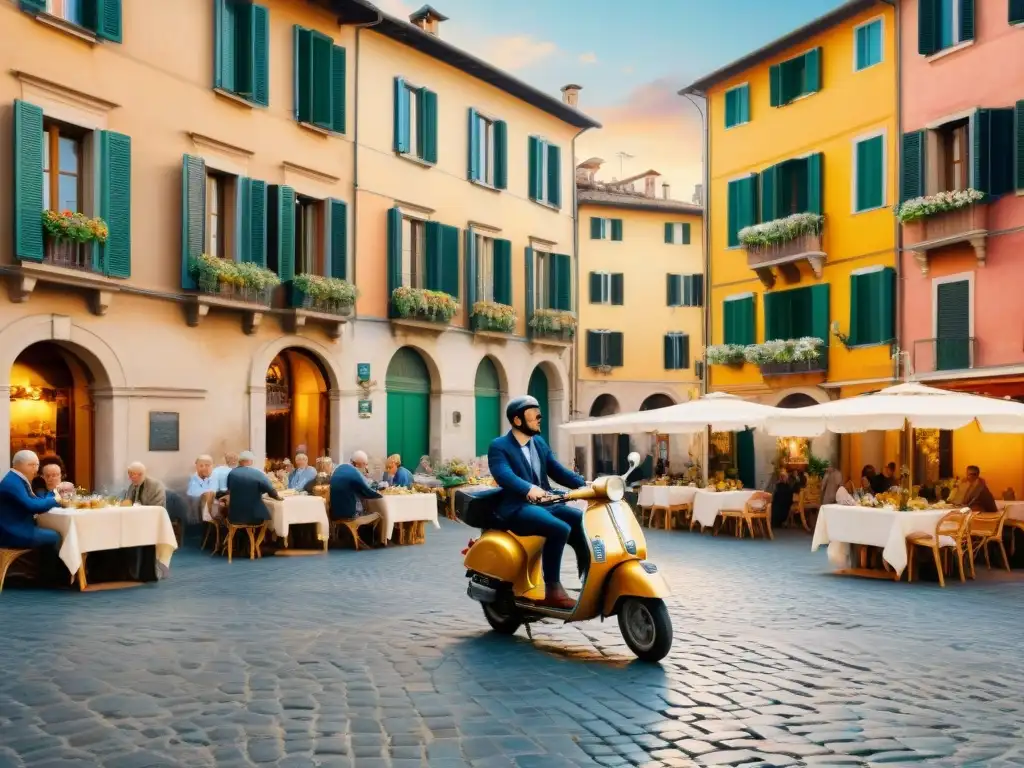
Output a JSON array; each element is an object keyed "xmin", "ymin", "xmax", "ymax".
[{"xmin": 2, "ymin": 523, "xmax": 1023, "ymax": 767}]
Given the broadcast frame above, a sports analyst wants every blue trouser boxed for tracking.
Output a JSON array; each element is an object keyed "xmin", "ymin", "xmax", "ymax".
[{"xmin": 505, "ymin": 503, "xmax": 588, "ymax": 585}]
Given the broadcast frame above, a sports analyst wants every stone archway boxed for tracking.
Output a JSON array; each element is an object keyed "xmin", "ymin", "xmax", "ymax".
[
  {"xmin": 0, "ymin": 314, "xmax": 126, "ymax": 490},
  {"xmin": 525, "ymin": 359, "xmax": 568, "ymax": 456},
  {"xmin": 386, "ymin": 347, "xmax": 432, "ymax": 470},
  {"xmin": 473, "ymin": 357, "xmax": 503, "ymax": 458},
  {"xmin": 589, "ymin": 394, "xmax": 621, "ymax": 476}
]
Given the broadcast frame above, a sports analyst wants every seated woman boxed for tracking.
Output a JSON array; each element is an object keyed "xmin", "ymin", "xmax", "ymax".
[{"xmin": 383, "ymin": 454, "xmax": 413, "ymax": 488}]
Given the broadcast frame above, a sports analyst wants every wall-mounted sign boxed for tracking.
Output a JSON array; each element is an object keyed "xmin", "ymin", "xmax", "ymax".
[
  {"xmin": 357, "ymin": 363, "xmax": 371, "ymax": 382},
  {"xmin": 149, "ymin": 411, "xmax": 180, "ymax": 452},
  {"xmin": 358, "ymin": 399, "xmax": 372, "ymax": 418}
]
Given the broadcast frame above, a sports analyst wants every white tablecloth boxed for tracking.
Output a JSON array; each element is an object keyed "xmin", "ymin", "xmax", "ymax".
[
  {"xmin": 995, "ymin": 501, "xmax": 1024, "ymax": 521},
  {"xmin": 812, "ymin": 504, "xmax": 951, "ymax": 576},
  {"xmin": 691, "ymin": 489, "xmax": 755, "ymax": 529},
  {"xmin": 265, "ymin": 495, "xmax": 329, "ymax": 541},
  {"xmin": 639, "ymin": 485, "xmax": 699, "ymax": 508},
  {"xmin": 37, "ymin": 505, "xmax": 178, "ymax": 577},
  {"xmin": 367, "ymin": 493, "xmax": 440, "ymax": 543}
]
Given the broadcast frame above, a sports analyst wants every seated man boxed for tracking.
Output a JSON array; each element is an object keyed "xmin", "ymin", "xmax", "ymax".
[
  {"xmin": 123, "ymin": 462, "xmax": 167, "ymax": 507},
  {"xmin": 225, "ymin": 451, "xmax": 280, "ymax": 524},
  {"xmin": 959, "ymin": 465, "xmax": 998, "ymax": 513},
  {"xmin": 383, "ymin": 454, "xmax": 413, "ymax": 488},
  {"xmin": 329, "ymin": 451, "xmax": 382, "ymax": 520},
  {"xmin": 288, "ymin": 453, "xmax": 317, "ymax": 491},
  {"xmin": 187, "ymin": 454, "xmax": 219, "ymax": 522},
  {"xmin": 0, "ymin": 450, "xmax": 61, "ymax": 550},
  {"xmin": 488, "ymin": 396, "xmax": 588, "ymax": 610},
  {"xmin": 32, "ymin": 455, "xmax": 69, "ymax": 495},
  {"xmin": 211, "ymin": 452, "xmax": 239, "ymax": 494}
]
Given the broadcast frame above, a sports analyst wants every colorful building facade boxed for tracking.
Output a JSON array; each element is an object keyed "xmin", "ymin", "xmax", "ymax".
[
  {"xmin": 574, "ymin": 161, "xmax": 703, "ymax": 478},
  {"xmin": 898, "ymin": 0, "xmax": 1024, "ymax": 494},
  {"xmin": 0, "ymin": 0, "xmax": 597, "ymax": 491},
  {"xmin": 683, "ymin": 0, "xmax": 899, "ymax": 487}
]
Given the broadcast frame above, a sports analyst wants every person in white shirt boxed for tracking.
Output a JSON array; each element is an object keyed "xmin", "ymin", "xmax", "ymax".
[
  {"xmin": 211, "ymin": 452, "xmax": 239, "ymax": 493},
  {"xmin": 187, "ymin": 454, "xmax": 219, "ymax": 521}
]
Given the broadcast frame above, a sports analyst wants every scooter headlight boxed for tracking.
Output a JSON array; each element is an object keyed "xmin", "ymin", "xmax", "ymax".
[{"xmin": 605, "ymin": 475, "xmax": 625, "ymax": 502}]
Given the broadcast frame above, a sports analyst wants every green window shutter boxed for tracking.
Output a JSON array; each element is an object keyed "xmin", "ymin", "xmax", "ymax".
[
  {"xmin": 82, "ymin": 0, "xmax": 122, "ymax": 42},
  {"xmin": 13, "ymin": 100, "xmax": 45, "ymax": 263},
  {"xmin": 586, "ymin": 331, "xmax": 601, "ymax": 367},
  {"xmin": 1015, "ymin": 101, "xmax": 1024, "ymax": 191},
  {"xmin": 328, "ymin": 198, "xmax": 347, "ymax": 279},
  {"xmin": 19, "ymin": 0, "xmax": 47, "ymax": 12},
  {"xmin": 589, "ymin": 272, "xmax": 601, "ymax": 303},
  {"xmin": 664, "ymin": 222, "xmax": 673, "ymax": 243},
  {"xmin": 268, "ymin": 185, "xmax": 296, "ymax": 280},
  {"xmin": 233, "ymin": 3, "xmax": 253, "ymax": 97},
  {"xmin": 424, "ymin": 220, "xmax": 443, "ymax": 292},
  {"xmin": 678, "ymin": 334, "xmax": 690, "ymax": 369},
  {"xmin": 759, "ymin": 164, "xmax": 777, "ymax": 222},
  {"xmin": 855, "ymin": 135, "xmax": 884, "ymax": 211},
  {"xmin": 769, "ymin": 64, "xmax": 781, "ymax": 107},
  {"xmin": 804, "ymin": 47, "xmax": 822, "ymax": 94},
  {"xmin": 728, "ymin": 175, "xmax": 758, "ymax": 246},
  {"xmin": 986, "ymin": 108, "xmax": 1015, "ymax": 197},
  {"xmin": 727, "ymin": 181, "xmax": 740, "ymax": 247},
  {"xmin": 809, "ymin": 283, "xmax": 830, "ymax": 343},
  {"xmin": 724, "ymin": 295, "xmax": 755, "ymax": 345},
  {"xmin": 611, "ymin": 219, "xmax": 623, "ymax": 241},
  {"xmin": 528, "ymin": 137, "xmax": 542, "ymax": 200},
  {"xmin": 608, "ymin": 332, "xmax": 624, "ymax": 367},
  {"xmin": 664, "ymin": 335, "xmax": 675, "ymax": 369},
  {"xmin": 855, "ymin": 24, "xmax": 868, "ymax": 70},
  {"xmin": 493, "ymin": 120, "xmax": 508, "ymax": 190},
  {"xmin": 590, "ymin": 217, "xmax": 603, "ymax": 239},
  {"xmin": 294, "ymin": 26, "xmax": 313, "ymax": 122},
  {"xmin": 739, "ymin": 85, "xmax": 750, "ymax": 122},
  {"xmin": 552, "ymin": 253, "xmax": 571, "ymax": 310},
  {"xmin": 247, "ymin": 179, "xmax": 267, "ymax": 267},
  {"xmin": 936, "ymin": 280, "xmax": 971, "ymax": 370},
  {"xmin": 393, "ymin": 77, "xmax": 410, "ymax": 153},
  {"xmin": 98, "ymin": 131, "xmax": 131, "ymax": 278},
  {"xmin": 611, "ymin": 273, "xmax": 624, "ymax": 305},
  {"xmin": 386, "ymin": 206, "xmax": 403, "ymax": 297},
  {"xmin": 849, "ymin": 272, "xmax": 863, "ymax": 346},
  {"xmin": 493, "ymin": 238, "xmax": 512, "ymax": 305},
  {"xmin": 419, "ymin": 88, "xmax": 438, "ymax": 164},
  {"xmin": 850, "ymin": 270, "xmax": 895, "ymax": 347},
  {"xmin": 464, "ymin": 229, "xmax": 477, "ymax": 313},
  {"xmin": 806, "ymin": 152, "xmax": 823, "ymax": 215},
  {"xmin": 250, "ymin": 5, "xmax": 269, "ymax": 106},
  {"xmin": 441, "ymin": 224, "xmax": 459, "ymax": 298},
  {"xmin": 181, "ymin": 154, "xmax": 206, "ymax": 289},
  {"xmin": 1012, "ymin": 0, "xmax": 1024, "ymax": 24},
  {"xmin": 467, "ymin": 108, "xmax": 480, "ymax": 181},
  {"xmin": 546, "ymin": 144, "xmax": 562, "ymax": 207},
  {"xmin": 330, "ymin": 45, "xmax": 346, "ymax": 133},
  {"xmin": 681, "ymin": 222, "xmax": 691, "ymax": 244},
  {"xmin": 876, "ymin": 267, "xmax": 896, "ymax": 345},
  {"xmin": 237, "ymin": 178, "xmax": 251, "ymax": 261},
  {"xmin": 667, "ymin": 274, "xmax": 680, "ymax": 306},
  {"xmin": 763, "ymin": 291, "xmax": 782, "ymax": 340},
  {"xmin": 725, "ymin": 89, "xmax": 737, "ymax": 128},
  {"xmin": 959, "ymin": 0, "xmax": 974, "ymax": 42},
  {"xmin": 525, "ymin": 247, "xmax": 535, "ymax": 326},
  {"xmin": 970, "ymin": 109, "xmax": 991, "ymax": 195},
  {"xmin": 213, "ymin": 0, "xmax": 236, "ymax": 92},
  {"xmin": 901, "ymin": 130, "xmax": 926, "ymax": 202},
  {"xmin": 310, "ymin": 32, "xmax": 332, "ymax": 128},
  {"xmin": 918, "ymin": 0, "xmax": 939, "ymax": 55}
]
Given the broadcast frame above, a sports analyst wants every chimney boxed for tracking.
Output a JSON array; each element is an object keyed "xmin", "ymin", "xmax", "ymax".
[
  {"xmin": 692, "ymin": 184, "xmax": 704, "ymax": 205},
  {"xmin": 560, "ymin": 84, "xmax": 582, "ymax": 108},
  {"xmin": 644, "ymin": 175, "xmax": 656, "ymax": 198},
  {"xmin": 662, "ymin": 182, "xmax": 670, "ymax": 199},
  {"xmin": 409, "ymin": 5, "xmax": 448, "ymax": 37}
]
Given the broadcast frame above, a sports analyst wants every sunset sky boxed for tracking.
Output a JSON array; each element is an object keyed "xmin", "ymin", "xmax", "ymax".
[{"xmin": 373, "ymin": 0, "xmax": 849, "ymax": 201}]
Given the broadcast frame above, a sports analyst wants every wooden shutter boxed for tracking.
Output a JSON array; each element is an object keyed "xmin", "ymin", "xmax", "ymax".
[
  {"xmin": 918, "ymin": 0, "xmax": 939, "ymax": 56},
  {"xmin": 679, "ymin": 334, "xmax": 690, "ymax": 368},
  {"xmin": 763, "ymin": 291, "xmax": 784, "ymax": 341},
  {"xmin": 467, "ymin": 108, "xmax": 480, "ymax": 181},
  {"xmin": 98, "ymin": 130, "xmax": 131, "ymax": 278},
  {"xmin": 424, "ymin": 221, "xmax": 443, "ymax": 293},
  {"xmin": 524, "ymin": 247, "xmax": 535, "ymax": 327},
  {"xmin": 725, "ymin": 89, "xmax": 736, "ymax": 128},
  {"xmin": 681, "ymin": 222, "xmax": 691, "ymax": 244},
  {"xmin": 213, "ymin": 0, "xmax": 236, "ymax": 92},
  {"xmin": 611, "ymin": 273, "xmax": 624, "ymax": 305},
  {"xmin": 728, "ymin": 176, "xmax": 758, "ymax": 247},
  {"xmin": 856, "ymin": 136, "xmax": 884, "ymax": 211},
  {"xmin": 663, "ymin": 335, "xmax": 675, "ymax": 369},
  {"xmin": 493, "ymin": 120, "xmax": 508, "ymax": 189},
  {"xmin": 493, "ymin": 238, "xmax": 512, "ymax": 305},
  {"xmin": 590, "ymin": 217, "xmax": 603, "ymax": 239},
  {"xmin": 330, "ymin": 45, "xmax": 346, "ymax": 133},
  {"xmin": 83, "ymin": 0, "xmax": 122, "ymax": 42},
  {"xmin": 874, "ymin": 267, "xmax": 896, "ymax": 345},
  {"xmin": 1012, "ymin": 0, "xmax": 1024, "ymax": 24},
  {"xmin": 769, "ymin": 64, "xmax": 782, "ymax": 107},
  {"xmin": 901, "ymin": 130, "xmax": 926, "ymax": 202},
  {"xmin": 1016, "ymin": 101, "xmax": 1024, "ymax": 191},
  {"xmin": 664, "ymin": 222, "xmax": 673, "ymax": 243},
  {"xmin": 804, "ymin": 47, "xmax": 822, "ymax": 94},
  {"xmin": 611, "ymin": 219, "xmax": 623, "ymax": 241},
  {"xmin": 970, "ymin": 109, "xmax": 990, "ymax": 195},
  {"xmin": 233, "ymin": 3, "xmax": 254, "ymax": 97},
  {"xmin": 759, "ymin": 164, "xmax": 778, "ymax": 222},
  {"xmin": 386, "ymin": 206, "xmax": 403, "ymax": 297},
  {"xmin": 180, "ymin": 154, "xmax": 206, "ymax": 289},
  {"xmin": 13, "ymin": 100, "xmax": 45, "ymax": 263},
  {"xmin": 608, "ymin": 332, "xmax": 624, "ymax": 367},
  {"xmin": 268, "ymin": 185, "xmax": 296, "ymax": 281},
  {"xmin": 959, "ymin": 0, "xmax": 974, "ymax": 42},
  {"xmin": 248, "ymin": 179, "xmax": 267, "ymax": 267},
  {"xmin": 294, "ymin": 27, "xmax": 313, "ymax": 123},
  {"xmin": 328, "ymin": 199, "xmax": 347, "ymax": 279},
  {"xmin": 393, "ymin": 78, "xmax": 410, "ymax": 154},
  {"xmin": 984, "ymin": 108, "xmax": 1015, "ymax": 197},
  {"xmin": 806, "ymin": 152, "xmax": 823, "ymax": 215},
  {"xmin": 546, "ymin": 144, "xmax": 562, "ymax": 207},
  {"xmin": 551, "ymin": 253, "xmax": 571, "ymax": 311},
  {"xmin": 586, "ymin": 331, "xmax": 602, "ymax": 367},
  {"xmin": 666, "ymin": 274, "xmax": 680, "ymax": 306},
  {"xmin": 419, "ymin": 88, "xmax": 438, "ymax": 164},
  {"xmin": 724, "ymin": 295, "xmax": 755, "ymax": 345},
  {"xmin": 809, "ymin": 283, "xmax": 830, "ymax": 343},
  {"xmin": 936, "ymin": 280, "xmax": 971, "ymax": 370},
  {"xmin": 18, "ymin": 0, "xmax": 47, "ymax": 11},
  {"xmin": 589, "ymin": 272, "xmax": 601, "ymax": 303},
  {"xmin": 464, "ymin": 229, "xmax": 477, "ymax": 313},
  {"xmin": 251, "ymin": 5, "xmax": 270, "ymax": 106},
  {"xmin": 528, "ymin": 137, "xmax": 543, "ymax": 200}
]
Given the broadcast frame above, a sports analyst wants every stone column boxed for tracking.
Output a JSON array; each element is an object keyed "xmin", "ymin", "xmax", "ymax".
[
  {"xmin": 328, "ymin": 389, "xmax": 343, "ymax": 462},
  {"xmin": 91, "ymin": 388, "xmax": 129, "ymax": 493},
  {"xmin": 248, "ymin": 384, "xmax": 267, "ymax": 465}
]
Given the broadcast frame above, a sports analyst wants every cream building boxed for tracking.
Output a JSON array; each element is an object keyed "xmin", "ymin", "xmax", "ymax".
[
  {"xmin": 0, "ymin": 0, "xmax": 598, "ymax": 491},
  {"xmin": 574, "ymin": 161, "xmax": 704, "ymax": 478}
]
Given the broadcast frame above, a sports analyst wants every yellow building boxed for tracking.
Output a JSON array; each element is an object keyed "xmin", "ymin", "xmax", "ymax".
[
  {"xmin": 574, "ymin": 161, "xmax": 703, "ymax": 478},
  {"xmin": 0, "ymin": 0, "xmax": 597, "ymax": 490},
  {"xmin": 681, "ymin": 0, "xmax": 898, "ymax": 487}
]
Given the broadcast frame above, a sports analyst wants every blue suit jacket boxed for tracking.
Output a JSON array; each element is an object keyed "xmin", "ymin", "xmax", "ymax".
[
  {"xmin": 383, "ymin": 466, "xmax": 413, "ymax": 488},
  {"xmin": 329, "ymin": 464, "xmax": 382, "ymax": 520},
  {"xmin": 487, "ymin": 431, "xmax": 585, "ymax": 521},
  {"xmin": 225, "ymin": 466, "xmax": 277, "ymax": 524},
  {"xmin": 0, "ymin": 470, "xmax": 59, "ymax": 547}
]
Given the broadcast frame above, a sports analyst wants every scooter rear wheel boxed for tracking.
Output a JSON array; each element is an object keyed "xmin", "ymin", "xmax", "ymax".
[
  {"xmin": 482, "ymin": 594, "xmax": 522, "ymax": 635},
  {"xmin": 618, "ymin": 597, "xmax": 672, "ymax": 662}
]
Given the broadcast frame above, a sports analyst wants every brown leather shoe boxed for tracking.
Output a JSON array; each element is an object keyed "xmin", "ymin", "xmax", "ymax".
[{"xmin": 541, "ymin": 582, "xmax": 576, "ymax": 610}]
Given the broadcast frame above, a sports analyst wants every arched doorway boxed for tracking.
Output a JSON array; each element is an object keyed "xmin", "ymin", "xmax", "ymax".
[
  {"xmin": 590, "ymin": 394, "xmax": 621, "ymax": 476},
  {"xmin": 640, "ymin": 393, "xmax": 675, "ymax": 478},
  {"xmin": 474, "ymin": 357, "xmax": 501, "ymax": 457},
  {"xmin": 9, "ymin": 342, "xmax": 95, "ymax": 488},
  {"xmin": 265, "ymin": 348, "xmax": 330, "ymax": 464},
  {"xmin": 527, "ymin": 366, "xmax": 549, "ymax": 445},
  {"xmin": 387, "ymin": 347, "xmax": 431, "ymax": 466},
  {"xmin": 777, "ymin": 393, "xmax": 818, "ymax": 409}
]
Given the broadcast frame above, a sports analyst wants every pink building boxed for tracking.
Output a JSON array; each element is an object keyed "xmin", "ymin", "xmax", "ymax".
[{"xmin": 899, "ymin": 1, "xmax": 1024, "ymax": 395}]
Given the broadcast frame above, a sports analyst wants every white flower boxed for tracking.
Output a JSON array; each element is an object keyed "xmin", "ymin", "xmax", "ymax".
[
  {"xmin": 898, "ymin": 188, "xmax": 984, "ymax": 223},
  {"xmin": 739, "ymin": 213, "xmax": 824, "ymax": 249}
]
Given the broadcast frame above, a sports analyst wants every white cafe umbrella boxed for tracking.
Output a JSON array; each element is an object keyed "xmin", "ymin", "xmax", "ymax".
[
  {"xmin": 764, "ymin": 381, "xmax": 1024, "ymax": 437},
  {"xmin": 559, "ymin": 392, "xmax": 780, "ymax": 436}
]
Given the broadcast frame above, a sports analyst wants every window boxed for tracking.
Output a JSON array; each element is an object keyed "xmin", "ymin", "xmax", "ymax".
[
  {"xmin": 588, "ymin": 272, "xmax": 623, "ymax": 305},
  {"xmin": 475, "ymin": 233, "xmax": 494, "ymax": 302},
  {"xmin": 763, "ymin": 284, "xmax": 830, "ymax": 343},
  {"xmin": 724, "ymin": 84, "xmax": 750, "ymax": 128},
  {"xmin": 727, "ymin": 175, "xmax": 758, "ymax": 247},
  {"xmin": 213, "ymin": 0, "xmax": 269, "ymax": 106},
  {"xmin": 585, "ymin": 330, "xmax": 624, "ymax": 368},
  {"xmin": 530, "ymin": 249, "xmax": 571, "ymax": 313},
  {"xmin": 759, "ymin": 153, "xmax": 823, "ymax": 222},
  {"xmin": 205, "ymin": 172, "xmax": 228, "ymax": 259},
  {"xmin": 294, "ymin": 26, "xmax": 346, "ymax": 133},
  {"xmin": 296, "ymin": 197, "xmax": 320, "ymax": 275},
  {"xmin": 667, "ymin": 274, "xmax": 703, "ymax": 307},
  {"xmin": 940, "ymin": 118, "xmax": 969, "ymax": 192},
  {"xmin": 49, "ymin": 0, "xmax": 82, "ymax": 25},
  {"xmin": 664, "ymin": 333, "xmax": 690, "ymax": 370},
  {"xmin": 42, "ymin": 123, "xmax": 83, "ymax": 215},
  {"xmin": 529, "ymin": 136, "xmax": 562, "ymax": 207},
  {"xmin": 934, "ymin": 277, "xmax": 971, "ymax": 371},
  {"xmin": 1013, "ymin": 0, "xmax": 1024, "ymax": 25},
  {"xmin": 25, "ymin": 0, "xmax": 122, "ymax": 41},
  {"xmin": 401, "ymin": 216, "xmax": 426, "ymax": 289},
  {"xmin": 394, "ymin": 77, "xmax": 437, "ymax": 163},
  {"xmin": 468, "ymin": 233, "xmax": 511, "ymax": 308},
  {"xmin": 723, "ymin": 294, "xmax": 756, "ymax": 345},
  {"xmin": 590, "ymin": 217, "xmax": 622, "ymax": 240},
  {"xmin": 918, "ymin": 0, "xmax": 974, "ymax": 56},
  {"xmin": 663, "ymin": 222, "xmax": 691, "ymax": 244},
  {"xmin": 854, "ymin": 134, "xmax": 885, "ymax": 212},
  {"xmin": 849, "ymin": 267, "xmax": 895, "ymax": 346},
  {"xmin": 855, "ymin": 18, "xmax": 883, "ymax": 71},
  {"xmin": 468, "ymin": 110, "xmax": 508, "ymax": 188},
  {"xmin": 769, "ymin": 48, "xmax": 821, "ymax": 107}
]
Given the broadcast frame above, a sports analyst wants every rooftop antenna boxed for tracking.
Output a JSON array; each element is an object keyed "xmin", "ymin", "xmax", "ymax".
[{"xmin": 615, "ymin": 151, "xmax": 635, "ymax": 177}]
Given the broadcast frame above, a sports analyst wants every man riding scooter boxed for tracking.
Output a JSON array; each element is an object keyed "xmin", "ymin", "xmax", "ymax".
[{"xmin": 487, "ymin": 396, "xmax": 588, "ymax": 610}]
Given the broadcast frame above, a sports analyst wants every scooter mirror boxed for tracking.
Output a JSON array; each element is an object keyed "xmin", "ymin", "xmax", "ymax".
[{"xmin": 626, "ymin": 452, "xmax": 640, "ymax": 469}]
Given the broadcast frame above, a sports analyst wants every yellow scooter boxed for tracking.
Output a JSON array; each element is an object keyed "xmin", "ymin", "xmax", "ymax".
[{"xmin": 461, "ymin": 453, "xmax": 673, "ymax": 662}]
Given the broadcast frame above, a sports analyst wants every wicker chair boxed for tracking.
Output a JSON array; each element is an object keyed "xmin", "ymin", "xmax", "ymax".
[
  {"xmin": 0, "ymin": 549, "xmax": 31, "ymax": 593},
  {"xmin": 906, "ymin": 509, "xmax": 972, "ymax": 587},
  {"xmin": 969, "ymin": 510, "xmax": 1011, "ymax": 573}
]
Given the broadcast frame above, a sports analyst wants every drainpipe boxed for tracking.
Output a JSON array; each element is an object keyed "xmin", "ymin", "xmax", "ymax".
[
  {"xmin": 681, "ymin": 92, "xmax": 708, "ymax": 397},
  {"xmin": 883, "ymin": 0, "xmax": 902, "ymax": 385},
  {"xmin": 570, "ymin": 124, "xmax": 593, "ymax": 427}
]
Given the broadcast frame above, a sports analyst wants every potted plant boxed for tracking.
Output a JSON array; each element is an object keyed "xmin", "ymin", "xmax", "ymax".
[
  {"xmin": 391, "ymin": 286, "xmax": 459, "ymax": 323},
  {"xmin": 189, "ymin": 253, "xmax": 280, "ymax": 304},
  {"xmin": 471, "ymin": 300, "xmax": 516, "ymax": 333},
  {"xmin": 898, "ymin": 189, "xmax": 986, "ymax": 244},
  {"xmin": 41, "ymin": 210, "xmax": 109, "ymax": 268},
  {"xmin": 291, "ymin": 274, "xmax": 358, "ymax": 315},
  {"xmin": 529, "ymin": 309, "xmax": 576, "ymax": 340}
]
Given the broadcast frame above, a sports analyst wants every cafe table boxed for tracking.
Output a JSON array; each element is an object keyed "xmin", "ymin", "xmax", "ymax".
[
  {"xmin": 691, "ymin": 489, "xmax": 756, "ymax": 530},
  {"xmin": 366, "ymin": 493, "xmax": 440, "ymax": 544},
  {"xmin": 37, "ymin": 504, "xmax": 177, "ymax": 591},
  {"xmin": 264, "ymin": 494, "xmax": 330, "ymax": 553}
]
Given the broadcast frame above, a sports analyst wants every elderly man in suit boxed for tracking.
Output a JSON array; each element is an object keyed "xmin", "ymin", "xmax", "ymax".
[
  {"xmin": 329, "ymin": 451, "xmax": 382, "ymax": 520},
  {"xmin": 0, "ymin": 450, "xmax": 61, "ymax": 550},
  {"xmin": 123, "ymin": 462, "xmax": 167, "ymax": 507},
  {"xmin": 487, "ymin": 395, "xmax": 588, "ymax": 610},
  {"xmin": 225, "ymin": 451, "xmax": 280, "ymax": 524}
]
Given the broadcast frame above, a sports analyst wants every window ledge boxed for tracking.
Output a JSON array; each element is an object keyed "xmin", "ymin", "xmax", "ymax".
[
  {"xmin": 213, "ymin": 88, "xmax": 258, "ymax": 110},
  {"xmin": 855, "ymin": 61, "xmax": 883, "ymax": 73},
  {"xmin": 925, "ymin": 40, "xmax": 974, "ymax": 63},
  {"xmin": 469, "ymin": 178, "xmax": 502, "ymax": 194},
  {"xmin": 530, "ymin": 198, "xmax": 561, "ymax": 213},
  {"xmin": 10, "ymin": 260, "xmax": 121, "ymax": 315},
  {"xmin": 852, "ymin": 204, "xmax": 889, "ymax": 216},
  {"xmin": 390, "ymin": 317, "xmax": 451, "ymax": 334},
  {"xmin": 32, "ymin": 12, "xmax": 98, "ymax": 45},
  {"xmin": 724, "ymin": 121, "xmax": 750, "ymax": 131},
  {"xmin": 845, "ymin": 342, "xmax": 891, "ymax": 350},
  {"xmin": 396, "ymin": 152, "xmax": 435, "ymax": 169},
  {"xmin": 185, "ymin": 293, "xmax": 269, "ymax": 334},
  {"xmin": 297, "ymin": 121, "xmax": 342, "ymax": 139}
]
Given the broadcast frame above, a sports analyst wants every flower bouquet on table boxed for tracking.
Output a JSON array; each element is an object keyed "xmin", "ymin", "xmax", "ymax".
[
  {"xmin": 436, "ymin": 459, "xmax": 470, "ymax": 488},
  {"xmin": 381, "ymin": 486, "xmax": 414, "ymax": 496}
]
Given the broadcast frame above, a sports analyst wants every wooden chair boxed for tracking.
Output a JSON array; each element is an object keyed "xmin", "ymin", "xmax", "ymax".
[
  {"xmin": 741, "ymin": 491, "xmax": 773, "ymax": 540},
  {"xmin": 1007, "ymin": 518, "xmax": 1024, "ymax": 556},
  {"xmin": 224, "ymin": 521, "xmax": 269, "ymax": 563},
  {"xmin": 969, "ymin": 510, "xmax": 1011, "ymax": 573},
  {"xmin": 906, "ymin": 509, "xmax": 972, "ymax": 587},
  {"xmin": 649, "ymin": 486, "xmax": 690, "ymax": 531},
  {"xmin": 331, "ymin": 512, "xmax": 380, "ymax": 550},
  {"xmin": 201, "ymin": 518, "xmax": 227, "ymax": 554},
  {"xmin": 0, "ymin": 548, "xmax": 31, "ymax": 593},
  {"xmin": 786, "ymin": 489, "xmax": 813, "ymax": 532},
  {"xmin": 715, "ymin": 502, "xmax": 747, "ymax": 537}
]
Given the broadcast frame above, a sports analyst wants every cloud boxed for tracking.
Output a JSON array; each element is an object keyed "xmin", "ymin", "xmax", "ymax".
[
  {"xmin": 579, "ymin": 52, "xmax": 598, "ymax": 65},
  {"xmin": 477, "ymin": 35, "xmax": 558, "ymax": 71}
]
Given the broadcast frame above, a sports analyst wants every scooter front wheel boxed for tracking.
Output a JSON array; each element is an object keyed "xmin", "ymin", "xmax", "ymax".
[
  {"xmin": 482, "ymin": 594, "xmax": 522, "ymax": 635},
  {"xmin": 618, "ymin": 597, "xmax": 673, "ymax": 662}
]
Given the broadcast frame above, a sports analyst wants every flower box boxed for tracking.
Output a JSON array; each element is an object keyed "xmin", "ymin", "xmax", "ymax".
[
  {"xmin": 44, "ymin": 238, "xmax": 92, "ymax": 271},
  {"xmin": 190, "ymin": 253, "xmax": 279, "ymax": 306},
  {"xmin": 744, "ymin": 338, "xmax": 827, "ymax": 376},
  {"xmin": 902, "ymin": 202, "xmax": 988, "ymax": 247},
  {"xmin": 391, "ymin": 286, "xmax": 458, "ymax": 324},
  {"xmin": 529, "ymin": 309, "xmax": 576, "ymax": 341},
  {"xmin": 740, "ymin": 213, "xmax": 823, "ymax": 252},
  {"xmin": 288, "ymin": 275, "xmax": 356, "ymax": 317},
  {"xmin": 706, "ymin": 344, "xmax": 747, "ymax": 367},
  {"xmin": 471, "ymin": 301, "xmax": 516, "ymax": 334}
]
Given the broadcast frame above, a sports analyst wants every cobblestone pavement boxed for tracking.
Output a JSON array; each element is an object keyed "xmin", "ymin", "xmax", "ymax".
[{"xmin": 2, "ymin": 521, "xmax": 1024, "ymax": 768}]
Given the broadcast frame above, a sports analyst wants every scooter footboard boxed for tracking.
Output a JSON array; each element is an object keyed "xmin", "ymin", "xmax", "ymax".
[{"xmin": 601, "ymin": 560, "xmax": 671, "ymax": 617}]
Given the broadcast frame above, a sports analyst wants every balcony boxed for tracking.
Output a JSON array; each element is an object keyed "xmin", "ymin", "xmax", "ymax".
[
  {"xmin": 759, "ymin": 355, "xmax": 829, "ymax": 377},
  {"xmin": 184, "ymin": 255, "xmax": 278, "ymax": 334},
  {"xmin": 528, "ymin": 309, "xmax": 576, "ymax": 350},
  {"xmin": 749, "ymin": 339, "xmax": 829, "ymax": 379},
  {"xmin": 903, "ymin": 202, "xmax": 988, "ymax": 275},
  {"xmin": 281, "ymin": 280, "xmax": 353, "ymax": 339},
  {"xmin": 471, "ymin": 310, "xmax": 516, "ymax": 342},
  {"xmin": 10, "ymin": 239, "xmax": 122, "ymax": 315},
  {"xmin": 912, "ymin": 337, "xmax": 978, "ymax": 376},
  {"xmin": 389, "ymin": 287, "xmax": 457, "ymax": 334},
  {"xmin": 744, "ymin": 216, "xmax": 826, "ymax": 289}
]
